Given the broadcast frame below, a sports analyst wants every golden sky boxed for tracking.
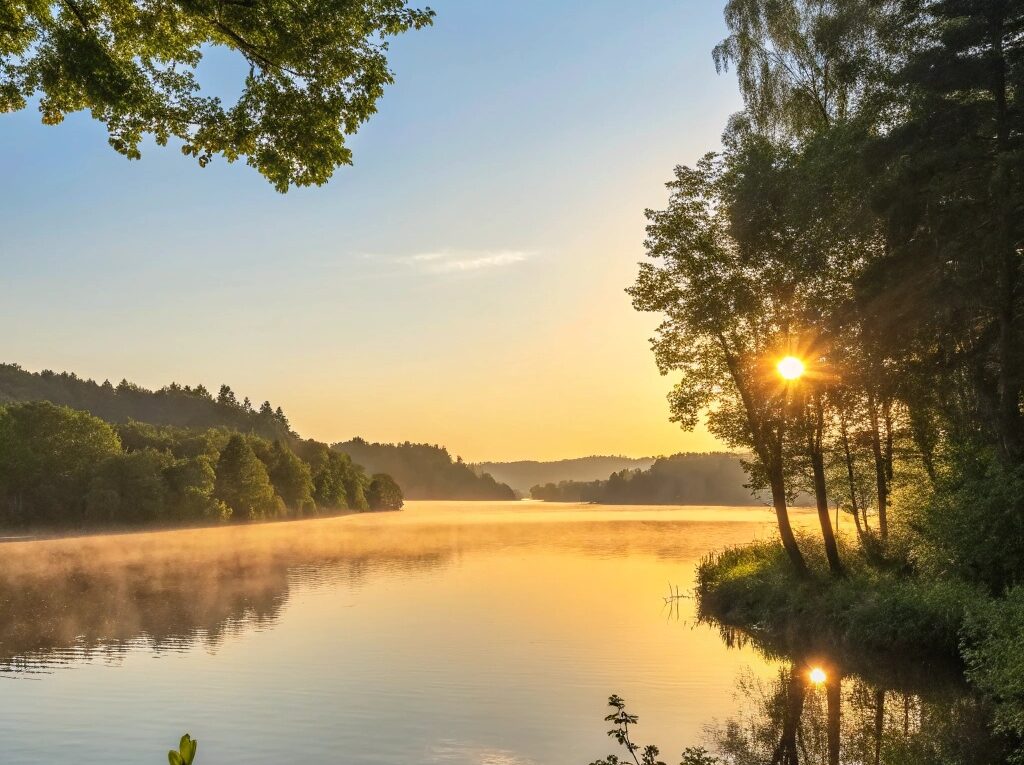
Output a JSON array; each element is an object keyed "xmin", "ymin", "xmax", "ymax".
[{"xmin": 1, "ymin": 2, "xmax": 738, "ymax": 462}]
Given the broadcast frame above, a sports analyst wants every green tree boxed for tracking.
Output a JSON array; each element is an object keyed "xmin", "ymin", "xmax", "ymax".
[
  {"xmin": 628, "ymin": 151, "xmax": 809, "ymax": 576},
  {"xmin": 85, "ymin": 448, "xmax": 171, "ymax": 524},
  {"xmin": 713, "ymin": 0, "xmax": 894, "ymax": 139},
  {"xmin": 213, "ymin": 434, "xmax": 282, "ymax": 521},
  {"xmin": 0, "ymin": 401, "xmax": 121, "ymax": 525},
  {"xmin": 870, "ymin": 0, "xmax": 1024, "ymax": 464},
  {"xmin": 163, "ymin": 454, "xmax": 229, "ymax": 522},
  {"xmin": 0, "ymin": 0, "xmax": 435, "ymax": 191},
  {"xmin": 367, "ymin": 473, "xmax": 403, "ymax": 510},
  {"xmin": 268, "ymin": 440, "xmax": 315, "ymax": 516}
]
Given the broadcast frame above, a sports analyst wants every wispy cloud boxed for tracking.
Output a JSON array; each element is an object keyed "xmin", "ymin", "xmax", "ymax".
[{"xmin": 401, "ymin": 249, "xmax": 534, "ymax": 274}]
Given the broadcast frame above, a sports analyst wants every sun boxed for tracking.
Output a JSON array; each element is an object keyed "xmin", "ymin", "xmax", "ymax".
[
  {"xmin": 809, "ymin": 667, "xmax": 827, "ymax": 685},
  {"xmin": 776, "ymin": 356, "xmax": 806, "ymax": 381}
]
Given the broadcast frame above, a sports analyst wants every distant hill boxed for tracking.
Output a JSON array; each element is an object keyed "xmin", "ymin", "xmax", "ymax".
[
  {"xmin": 474, "ymin": 456, "xmax": 656, "ymax": 495},
  {"xmin": 0, "ymin": 363, "xmax": 295, "ymax": 442},
  {"xmin": 333, "ymin": 438, "xmax": 516, "ymax": 501},
  {"xmin": 529, "ymin": 452, "xmax": 764, "ymax": 506},
  {"xmin": 0, "ymin": 363, "xmax": 515, "ymax": 502}
]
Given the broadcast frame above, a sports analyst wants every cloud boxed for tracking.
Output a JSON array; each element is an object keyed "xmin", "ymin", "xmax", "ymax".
[{"xmin": 401, "ymin": 249, "xmax": 534, "ymax": 274}]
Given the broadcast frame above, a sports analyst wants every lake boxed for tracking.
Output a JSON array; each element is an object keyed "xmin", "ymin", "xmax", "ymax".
[{"xmin": 0, "ymin": 502, "xmax": 1001, "ymax": 764}]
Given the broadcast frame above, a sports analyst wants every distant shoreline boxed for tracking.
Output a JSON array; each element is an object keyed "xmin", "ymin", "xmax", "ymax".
[{"xmin": 0, "ymin": 508, "xmax": 383, "ymax": 545}]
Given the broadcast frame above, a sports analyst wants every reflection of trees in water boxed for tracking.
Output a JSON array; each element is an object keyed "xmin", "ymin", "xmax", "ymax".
[
  {"xmin": 708, "ymin": 661, "xmax": 1011, "ymax": 765},
  {"xmin": 698, "ymin": 612, "xmax": 1012, "ymax": 764},
  {"xmin": 0, "ymin": 515, "xmax": 721, "ymax": 672},
  {"xmin": 0, "ymin": 521, "xmax": 456, "ymax": 673}
]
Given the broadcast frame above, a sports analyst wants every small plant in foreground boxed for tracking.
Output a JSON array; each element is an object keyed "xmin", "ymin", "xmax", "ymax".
[
  {"xmin": 168, "ymin": 734, "xmax": 197, "ymax": 765},
  {"xmin": 589, "ymin": 695, "xmax": 719, "ymax": 765}
]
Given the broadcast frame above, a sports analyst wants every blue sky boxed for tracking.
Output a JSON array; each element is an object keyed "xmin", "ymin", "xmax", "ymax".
[{"xmin": 0, "ymin": 1, "xmax": 742, "ymax": 461}]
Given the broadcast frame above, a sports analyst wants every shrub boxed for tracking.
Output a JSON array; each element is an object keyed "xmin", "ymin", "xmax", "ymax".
[{"xmin": 963, "ymin": 586, "xmax": 1024, "ymax": 744}]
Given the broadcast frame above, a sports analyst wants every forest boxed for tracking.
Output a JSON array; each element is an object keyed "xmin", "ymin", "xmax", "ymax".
[
  {"xmin": 0, "ymin": 363, "xmax": 296, "ymax": 441},
  {"xmin": 335, "ymin": 438, "xmax": 516, "ymax": 500},
  {"xmin": 0, "ymin": 363, "xmax": 513, "ymax": 505},
  {"xmin": 476, "ymin": 456, "xmax": 657, "ymax": 494},
  {"xmin": 530, "ymin": 453, "xmax": 765, "ymax": 506},
  {"xmin": 609, "ymin": 0, "xmax": 1024, "ymax": 758},
  {"xmin": 0, "ymin": 402, "xmax": 403, "ymax": 529}
]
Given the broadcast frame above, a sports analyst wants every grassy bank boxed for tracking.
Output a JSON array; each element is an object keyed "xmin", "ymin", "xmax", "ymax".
[{"xmin": 697, "ymin": 537, "xmax": 981, "ymax": 662}]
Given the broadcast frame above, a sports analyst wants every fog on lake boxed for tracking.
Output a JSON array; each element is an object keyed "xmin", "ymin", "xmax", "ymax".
[{"xmin": 0, "ymin": 502, "xmax": 998, "ymax": 764}]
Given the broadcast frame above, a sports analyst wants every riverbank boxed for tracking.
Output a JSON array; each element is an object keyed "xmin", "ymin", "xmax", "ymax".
[
  {"xmin": 696, "ymin": 537, "xmax": 1024, "ymax": 752},
  {"xmin": 0, "ymin": 507, "xmax": 385, "ymax": 544}
]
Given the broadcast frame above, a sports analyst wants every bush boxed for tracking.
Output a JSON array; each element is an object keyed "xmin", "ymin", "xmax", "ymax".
[
  {"xmin": 696, "ymin": 537, "xmax": 982, "ymax": 659},
  {"xmin": 367, "ymin": 473, "xmax": 404, "ymax": 511},
  {"xmin": 909, "ymin": 448, "xmax": 1024, "ymax": 593},
  {"xmin": 964, "ymin": 586, "xmax": 1024, "ymax": 744}
]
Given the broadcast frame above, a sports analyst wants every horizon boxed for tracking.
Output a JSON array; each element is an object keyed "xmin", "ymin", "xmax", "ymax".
[
  {"xmin": 6, "ymin": 358, "xmax": 746, "ymax": 464},
  {"xmin": 0, "ymin": 1, "xmax": 738, "ymax": 463}
]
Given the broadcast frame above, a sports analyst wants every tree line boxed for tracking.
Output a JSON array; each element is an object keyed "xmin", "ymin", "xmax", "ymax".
[
  {"xmin": 0, "ymin": 363, "xmax": 296, "ymax": 442},
  {"xmin": 632, "ymin": 0, "xmax": 1024, "ymax": 585},
  {"xmin": 530, "ymin": 453, "xmax": 769, "ymax": 506},
  {"xmin": 0, "ymin": 401, "xmax": 402, "ymax": 529},
  {"xmin": 0, "ymin": 363, "xmax": 516, "ymax": 503},
  {"xmin": 335, "ymin": 438, "xmax": 516, "ymax": 501},
  {"xmin": 476, "ymin": 456, "xmax": 657, "ymax": 495}
]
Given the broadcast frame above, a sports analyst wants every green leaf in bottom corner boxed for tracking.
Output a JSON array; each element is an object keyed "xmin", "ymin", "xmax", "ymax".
[{"xmin": 168, "ymin": 751, "xmax": 184, "ymax": 765}]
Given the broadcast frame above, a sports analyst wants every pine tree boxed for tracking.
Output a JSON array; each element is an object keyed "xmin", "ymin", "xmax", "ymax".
[{"xmin": 214, "ymin": 435, "xmax": 282, "ymax": 521}]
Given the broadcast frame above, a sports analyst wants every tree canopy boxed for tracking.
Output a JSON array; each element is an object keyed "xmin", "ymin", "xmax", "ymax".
[
  {"xmin": 635, "ymin": 0, "xmax": 1024, "ymax": 583},
  {"xmin": 0, "ymin": 0, "xmax": 434, "ymax": 190}
]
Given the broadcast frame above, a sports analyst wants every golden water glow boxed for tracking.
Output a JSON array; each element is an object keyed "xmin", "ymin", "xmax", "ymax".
[
  {"xmin": 776, "ymin": 356, "xmax": 806, "ymax": 381},
  {"xmin": 809, "ymin": 667, "xmax": 827, "ymax": 685}
]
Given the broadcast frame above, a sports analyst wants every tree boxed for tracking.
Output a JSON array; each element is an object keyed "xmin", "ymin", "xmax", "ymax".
[
  {"xmin": 713, "ymin": 0, "xmax": 896, "ymax": 140},
  {"xmin": 163, "ymin": 454, "xmax": 229, "ymax": 522},
  {"xmin": 367, "ymin": 473, "xmax": 403, "ymax": 510},
  {"xmin": 0, "ymin": 401, "xmax": 121, "ymax": 524},
  {"xmin": 0, "ymin": 0, "xmax": 435, "ymax": 191},
  {"xmin": 869, "ymin": 0, "xmax": 1024, "ymax": 464},
  {"xmin": 213, "ymin": 434, "xmax": 281, "ymax": 521},
  {"xmin": 85, "ymin": 448, "xmax": 171, "ymax": 524},
  {"xmin": 268, "ymin": 440, "xmax": 315, "ymax": 516},
  {"xmin": 216, "ymin": 385, "xmax": 238, "ymax": 408},
  {"xmin": 629, "ymin": 151, "xmax": 809, "ymax": 576}
]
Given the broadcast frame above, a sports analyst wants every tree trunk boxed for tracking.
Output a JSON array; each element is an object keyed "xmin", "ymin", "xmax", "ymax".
[
  {"xmin": 811, "ymin": 447, "xmax": 843, "ymax": 576},
  {"xmin": 811, "ymin": 395, "xmax": 842, "ymax": 575},
  {"xmin": 883, "ymin": 398, "xmax": 894, "ymax": 482},
  {"xmin": 908, "ymin": 403, "xmax": 938, "ymax": 484},
  {"xmin": 768, "ymin": 459, "xmax": 809, "ymax": 578},
  {"xmin": 839, "ymin": 412, "xmax": 865, "ymax": 539},
  {"xmin": 868, "ymin": 391, "xmax": 888, "ymax": 540}
]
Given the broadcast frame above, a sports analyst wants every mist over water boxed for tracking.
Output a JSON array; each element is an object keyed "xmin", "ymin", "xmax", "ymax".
[{"xmin": 0, "ymin": 503, "xmax": 989, "ymax": 764}]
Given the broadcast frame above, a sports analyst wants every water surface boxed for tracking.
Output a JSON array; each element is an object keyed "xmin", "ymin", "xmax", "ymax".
[{"xmin": 0, "ymin": 502, "xmax": 995, "ymax": 763}]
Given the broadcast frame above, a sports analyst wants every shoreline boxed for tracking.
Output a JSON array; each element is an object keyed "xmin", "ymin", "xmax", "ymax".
[
  {"xmin": 0, "ymin": 508, "xmax": 392, "ymax": 546},
  {"xmin": 696, "ymin": 536, "xmax": 1024, "ymax": 754}
]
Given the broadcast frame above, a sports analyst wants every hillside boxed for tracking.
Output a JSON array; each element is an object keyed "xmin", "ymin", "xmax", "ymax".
[
  {"xmin": 334, "ymin": 438, "xmax": 515, "ymax": 501},
  {"xmin": 0, "ymin": 363, "xmax": 514, "ymax": 501},
  {"xmin": 529, "ymin": 452, "xmax": 763, "ymax": 506},
  {"xmin": 473, "ymin": 456, "xmax": 656, "ymax": 494},
  {"xmin": 0, "ymin": 363, "xmax": 294, "ymax": 442}
]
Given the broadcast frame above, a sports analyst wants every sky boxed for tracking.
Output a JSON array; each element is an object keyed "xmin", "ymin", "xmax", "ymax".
[{"xmin": 0, "ymin": 1, "xmax": 742, "ymax": 462}]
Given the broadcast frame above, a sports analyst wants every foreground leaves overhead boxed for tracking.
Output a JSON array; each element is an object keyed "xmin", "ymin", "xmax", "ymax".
[{"xmin": 0, "ymin": 0, "xmax": 434, "ymax": 190}]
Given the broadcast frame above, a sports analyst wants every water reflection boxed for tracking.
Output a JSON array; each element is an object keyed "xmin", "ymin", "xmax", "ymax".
[
  {"xmin": 0, "ymin": 503, "xmax": 994, "ymax": 765},
  {"xmin": 706, "ymin": 648, "xmax": 1010, "ymax": 764},
  {"xmin": 0, "ymin": 504, "xmax": 783, "ymax": 673}
]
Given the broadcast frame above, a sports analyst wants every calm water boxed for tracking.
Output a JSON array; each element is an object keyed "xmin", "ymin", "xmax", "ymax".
[{"xmin": 0, "ymin": 502, "xmax": 1000, "ymax": 764}]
